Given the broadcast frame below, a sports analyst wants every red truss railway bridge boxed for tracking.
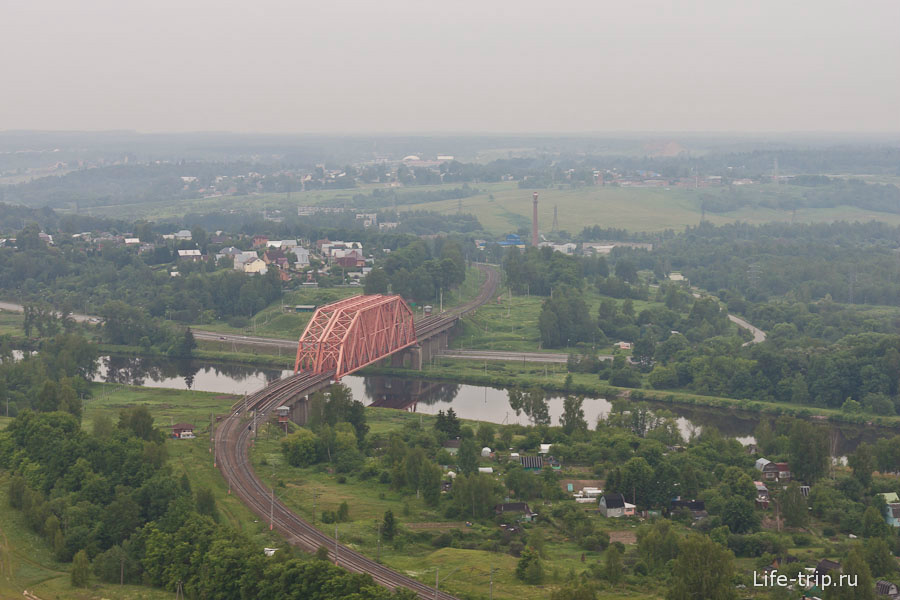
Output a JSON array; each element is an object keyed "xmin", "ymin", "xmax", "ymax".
[
  {"xmin": 215, "ymin": 264, "xmax": 499, "ymax": 599},
  {"xmin": 293, "ymin": 294, "xmax": 417, "ymax": 380}
]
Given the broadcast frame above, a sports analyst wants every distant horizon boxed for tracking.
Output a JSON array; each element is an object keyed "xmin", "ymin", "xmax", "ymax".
[
  {"xmin": 3, "ymin": 129, "xmax": 900, "ymax": 139},
  {"xmin": 4, "ymin": 1, "xmax": 898, "ymax": 134}
]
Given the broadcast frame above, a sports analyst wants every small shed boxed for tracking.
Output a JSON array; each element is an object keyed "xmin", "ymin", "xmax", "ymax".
[
  {"xmin": 442, "ymin": 439, "xmax": 461, "ymax": 455},
  {"xmin": 539, "ymin": 443, "xmax": 552, "ymax": 454},
  {"xmin": 481, "ymin": 447, "xmax": 492, "ymax": 457},
  {"xmin": 478, "ymin": 467, "xmax": 493, "ymax": 474},
  {"xmin": 875, "ymin": 580, "xmax": 899, "ymax": 596}
]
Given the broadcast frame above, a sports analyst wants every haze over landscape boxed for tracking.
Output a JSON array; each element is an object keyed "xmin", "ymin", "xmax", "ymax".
[
  {"xmin": 3, "ymin": 0, "xmax": 900, "ymax": 133},
  {"xmin": 4, "ymin": 2, "xmax": 900, "ymax": 600}
]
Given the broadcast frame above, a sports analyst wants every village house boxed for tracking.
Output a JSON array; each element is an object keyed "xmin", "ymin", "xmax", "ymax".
[
  {"xmin": 242, "ymin": 257, "xmax": 268, "ymax": 275},
  {"xmin": 292, "ymin": 247, "xmax": 311, "ymax": 268},
  {"xmin": 263, "ymin": 248, "xmax": 287, "ymax": 266},
  {"xmin": 494, "ymin": 502, "xmax": 537, "ymax": 522},
  {"xmin": 252, "ymin": 235, "xmax": 269, "ymax": 248},
  {"xmin": 599, "ymin": 493, "xmax": 636, "ymax": 518},
  {"xmin": 755, "ymin": 482, "xmax": 770, "ymax": 509},
  {"xmin": 882, "ymin": 500, "xmax": 900, "ymax": 528},
  {"xmin": 814, "ymin": 559, "xmax": 841, "ymax": 582},
  {"xmin": 172, "ymin": 423, "xmax": 195, "ymax": 439},
  {"xmin": 441, "ymin": 439, "xmax": 460, "ymax": 455},
  {"xmin": 670, "ymin": 499, "xmax": 707, "ymax": 520},
  {"xmin": 755, "ymin": 458, "xmax": 791, "ymax": 482},
  {"xmin": 177, "ymin": 249, "xmax": 203, "ymax": 261},
  {"xmin": 233, "ymin": 251, "xmax": 259, "ymax": 270},
  {"xmin": 174, "ymin": 229, "xmax": 192, "ymax": 241}
]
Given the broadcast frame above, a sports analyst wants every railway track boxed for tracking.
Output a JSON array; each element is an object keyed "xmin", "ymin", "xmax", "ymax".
[{"xmin": 215, "ymin": 264, "xmax": 500, "ymax": 599}]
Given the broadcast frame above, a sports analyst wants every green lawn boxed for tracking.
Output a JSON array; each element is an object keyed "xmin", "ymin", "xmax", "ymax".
[
  {"xmin": 456, "ymin": 285, "xmax": 731, "ymax": 354},
  {"xmin": 0, "ymin": 310, "xmax": 24, "ymax": 336}
]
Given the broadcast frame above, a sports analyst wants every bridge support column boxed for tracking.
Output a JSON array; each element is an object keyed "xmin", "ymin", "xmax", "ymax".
[
  {"xmin": 287, "ymin": 395, "xmax": 309, "ymax": 426},
  {"xmin": 409, "ymin": 345, "xmax": 423, "ymax": 370}
]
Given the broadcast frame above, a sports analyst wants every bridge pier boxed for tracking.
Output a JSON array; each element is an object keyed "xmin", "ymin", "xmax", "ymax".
[{"xmin": 274, "ymin": 378, "xmax": 333, "ymax": 427}]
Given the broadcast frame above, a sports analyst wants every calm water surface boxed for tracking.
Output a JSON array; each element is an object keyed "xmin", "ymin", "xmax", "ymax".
[{"xmin": 92, "ymin": 356, "xmax": 884, "ymax": 455}]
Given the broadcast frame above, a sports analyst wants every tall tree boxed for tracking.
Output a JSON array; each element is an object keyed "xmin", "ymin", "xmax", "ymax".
[
  {"xmin": 560, "ymin": 395, "xmax": 587, "ymax": 435},
  {"xmin": 781, "ymin": 482, "xmax": 808, "ymax": 527},
  {"xmin": 667, "ymin": 535, "xmax": 736, "ymax": 600},
  {"xmin": 788, "ymin": 421, "xmax": 830, "ymax": 482}
]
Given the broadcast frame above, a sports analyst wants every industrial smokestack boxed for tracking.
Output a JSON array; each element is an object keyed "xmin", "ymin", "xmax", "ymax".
[{"xmin": 532, "ymin": 192, "xmax": 539, "ymax": 247}]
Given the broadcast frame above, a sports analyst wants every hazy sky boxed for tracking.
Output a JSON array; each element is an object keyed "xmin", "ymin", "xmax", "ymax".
[{"xmin": 2, "ymin": 0, "xmax": 899, "ymax": 133}]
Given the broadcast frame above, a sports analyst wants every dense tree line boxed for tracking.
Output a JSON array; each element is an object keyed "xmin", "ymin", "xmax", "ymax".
[
  {"xmin": 374, "ymin": 238, "xmax": 467, "ymax": 303},
  {"xmin": 0, "ymin": 330, "xmax": 95, "ymax": 418},
  {"xmin": 1, "ymin": 393, "xmax": 415, "ymax": 598},
  {"xmin": 657, "ymin": 221, "xmax": 900, "ymax": 305}
]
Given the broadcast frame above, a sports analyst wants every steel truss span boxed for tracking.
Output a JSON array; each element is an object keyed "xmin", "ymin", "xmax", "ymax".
[{"xmin": 294, "ymin": 294, "xmax": 416, "ymax": 380}]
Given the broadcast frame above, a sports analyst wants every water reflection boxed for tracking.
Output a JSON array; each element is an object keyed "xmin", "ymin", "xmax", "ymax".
[
  {"xmin": 92, "ymin": 355, "xmax": 889, "ymax": 455},
  {"xmin": 94, "ymin": 355, "xmax": 287, "ymax": 394}
]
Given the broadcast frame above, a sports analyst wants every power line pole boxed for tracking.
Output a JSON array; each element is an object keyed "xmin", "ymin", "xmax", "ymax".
[
  {"xmin": 270, "ymin": 487, "xmax": 274, "ymax": 531},
  {"xmin": 335, "ymin": 525, "xmax": 339, "ymax": 566}
]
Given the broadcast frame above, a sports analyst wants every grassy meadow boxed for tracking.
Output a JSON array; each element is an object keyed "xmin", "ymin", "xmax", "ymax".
[{"xmin": 74, "ymin": 179, "xmax": 900, "ymax": 234}]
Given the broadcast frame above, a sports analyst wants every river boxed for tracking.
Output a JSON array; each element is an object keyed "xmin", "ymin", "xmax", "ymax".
[{"xmin": 88, "ymin": 355, "xmax": 888, "ymax": 456}]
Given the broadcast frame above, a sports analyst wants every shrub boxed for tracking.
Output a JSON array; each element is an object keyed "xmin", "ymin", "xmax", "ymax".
[{"xmin": 228, "ymin": 316, "xmax": 250, "ymax": 328}]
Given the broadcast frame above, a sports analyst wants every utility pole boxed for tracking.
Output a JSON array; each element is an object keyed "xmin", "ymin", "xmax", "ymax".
[
  {"xmin": 435, "ymin": 567, "xmax": 439, "ymax": 600},
  {"xmin": 376, "ymin": 520, "xmax": 381, "ymax": 563},
  {"xmin": 270, "ymin": 487, "xmax": 274, "ymax": 530},
  {"xmin": 335, "ymin": 525, "xmax": 339, "ymax": 566},
  {"xmin": 490, "ymin": 567, "xmax": 495, "ymax": 600}
]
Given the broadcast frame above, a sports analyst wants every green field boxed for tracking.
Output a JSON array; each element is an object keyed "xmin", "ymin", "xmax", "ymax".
[
  {"xmin": 74, "ymin": 178, "xmax": 900, "ymax": 234},
  {"xmin": 457, "ymin": 286, "xmax": 736, "ymax": 354},
  {"xmin": 0, "ymin": 310, "xmax": 24, "ymax": 336}
]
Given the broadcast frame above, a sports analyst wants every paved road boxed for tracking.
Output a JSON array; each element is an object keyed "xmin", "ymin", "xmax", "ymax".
[
  {"xmin": 728, "ymin": 314, "xmax": 767, "ymax": 344},
  {"xmin": 0, "ymin": 301, "xmax": 95, "ymax": 323},
  {"xmin": 439, "ymin": 349, "xmax": 616, "ymax": 363},
  {"xmin": 194, "ymin": 330, "xmax": 298, "ymax": 349}
]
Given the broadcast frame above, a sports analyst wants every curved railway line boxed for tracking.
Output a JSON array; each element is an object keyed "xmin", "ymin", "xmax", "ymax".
[{"xmin": 216, "ymin": 264, "xmax": 500, "ymax": 599}]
